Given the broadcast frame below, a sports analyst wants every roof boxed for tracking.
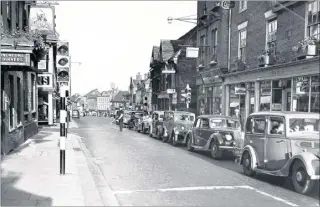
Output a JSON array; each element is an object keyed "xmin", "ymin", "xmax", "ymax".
[
  {"xmin": 112, "ymin": 91, "xmax": 129, "ymax": 102},
  {"xmin": 84, "ymin": 89, "xmax": 100, "ymax": 97},
  {"xmin": 250, "ymin": 111, "xmax": 320, "ymax": 117},
  {"xmin": 197, "ymin": 115, "xmax": 237, "ymax": 120},
  {"xmin": 152, "ymin": 46, "xmax": 160, "ymax": 61},
  {"xmin": 160, "ymin": 40, "xmax": 184, "ymax": 62},
  {"xmin": 100, "ymin": 90, "xmax": 112, "ymax": 96},
  {"xmin": 178, "ymin": 26, "xmax": 197, "ymax": 41}
]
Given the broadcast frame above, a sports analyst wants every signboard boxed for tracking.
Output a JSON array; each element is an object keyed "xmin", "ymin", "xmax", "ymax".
[
  {"xmin": 200, "ymin": 69, "xmax": 222, "ymax": 84},
  {"xmin": 272, "ymin": 103, "xmax": 282, "ymax": 111},
  {"xmin": 1, "ymin": 53, "xmax": 31, "ymax": 66},
  {"xmin": 37, "ymin": 74, "xmax": 53, "ymax": 88},
  {"xmin": 29, "ymin": 6, "xmax": 55, "ymax": 35},
  {"xmin": 166, "ymin": 89, "xmax": 176, "ymax": 94},
  {"xmin": 235, "ymin": 87, "xmax": 246, "ymax": 95},
  {"xmin": 186, "ymin": 47, "xmax": 199, "ymax": 58},
  {"xmin": 38, "ymin": 60, "xmax": 47, "ymax": 70}
]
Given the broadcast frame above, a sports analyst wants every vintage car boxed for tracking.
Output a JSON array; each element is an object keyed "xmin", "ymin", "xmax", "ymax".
[
  {"xmin": 72, "ymin": 110, "xmax": 80, "ymax": 119},
  {"xmin": 239, "ymin": 112, "xmax": 319, "ymax": 195},
  {"xmin": 185, "ymin": 115, "xmax": 242, "ymax": 159},
  {"xmin": 162, "ymin": 111, "xmax": 195, "ymax": 146},
  {"xmin": 131, "ymin": 112, "xmax": 144, "ymax": 131},
  {"xmin": 149, "ymin": 111, "xmax": 165, "ymax": 139},
  {"xmin": 137, "ymin": 112, "xmax": 152, "ymax": 134}
]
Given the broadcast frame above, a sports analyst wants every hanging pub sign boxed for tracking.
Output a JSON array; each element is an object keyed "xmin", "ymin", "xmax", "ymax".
[
  {"xmin": 29, "ymin": 5, "xmax": 55, "ymax": 35},
  {"xmin": 1, "ymin": 53, "xmax": 31, "ymax": 66},
  {"xmin": 186, "ymin": 47, "xmax": 199, "ymax": 58},
  {"xmin": 37, "ymin": 74, "xmax": 53, "ymax": 88}
]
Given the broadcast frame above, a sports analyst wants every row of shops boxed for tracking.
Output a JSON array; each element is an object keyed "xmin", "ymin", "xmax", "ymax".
[{"xmin": 197, "ymin": 57, "xmax": 319, "ymax": 122}]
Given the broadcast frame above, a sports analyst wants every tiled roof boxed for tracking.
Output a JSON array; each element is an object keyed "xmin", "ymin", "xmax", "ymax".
[
  {"xmin": 160, "ymin": 40, "xmax": 184, "ymax": 62},
  {"xmin": 112, "ymin": 91, "xmax": 129, "ymax": 102},
  {"xmin": 84, "ymin": 89, "xmax": 101, "ymax": 97}
]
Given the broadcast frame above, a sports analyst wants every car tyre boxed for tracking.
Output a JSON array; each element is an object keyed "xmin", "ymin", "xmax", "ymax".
[
  {"xmin": 291, "ymin": 160, "xmax": 316, "ymax": 195},
  {"xmin": 242, "ymin": 151, "xmax": 256, "ymax": 177},
  {"xmin": 210, "ymin": 140, "xmax": 222, "ymax": 160},
  {"xmin": 186, "ymin": 134, "xmax": 194, "ymax": 152}
]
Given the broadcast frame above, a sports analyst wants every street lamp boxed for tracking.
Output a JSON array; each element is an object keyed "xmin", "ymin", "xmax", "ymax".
[{"xmin": 167, "ymin": 15, "xmax": 197, "ymax": 24}]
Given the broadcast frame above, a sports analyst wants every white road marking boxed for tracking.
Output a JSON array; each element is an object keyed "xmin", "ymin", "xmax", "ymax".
[{"xmin": 114, "ymin": 185, "xmax": 299, "ymax": 207}]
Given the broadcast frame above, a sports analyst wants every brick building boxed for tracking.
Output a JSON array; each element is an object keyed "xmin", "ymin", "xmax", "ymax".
[{"xmin": 196, "ymin": 1, "xmax": 319, "ymax": 122}]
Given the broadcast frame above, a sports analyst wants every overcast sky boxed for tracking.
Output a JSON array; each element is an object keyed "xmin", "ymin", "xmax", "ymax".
[{"xmin": 55, "ymin": 1, "xmax": 196, "ymax": 95}]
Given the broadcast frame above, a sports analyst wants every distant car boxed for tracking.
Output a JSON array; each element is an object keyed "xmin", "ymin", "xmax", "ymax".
[
  {"xmin": 239, "ymin": 111, "xmax": 320, "ymax": 195},
  {"xmin": 91, "ymin": 111, "xmax": 97, "ymax": 116},
  {"xmin": 72, "ymin": 110, "xmax": 80, "ymax": 119},
  {"xmin": 137, "ymin": 112, "xmax": 152, "ymax": 134},
  {"xmin": 186, "ymin": 115, "xmax": 242, "ymax": 159}
]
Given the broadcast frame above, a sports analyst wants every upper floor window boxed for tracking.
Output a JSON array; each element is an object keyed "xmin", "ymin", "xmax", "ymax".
[
  {"xmin": 211, "ymin": 29, "xmax": 218, "ymax": 57},
  {"xmin": 307, "ymin": 1, "xmax": 320, "ymax": 39},
  {"xmin": 238, "ymin": 29, "xmax": 247, "ymax": 62},
  {"xmin": 267, "ymin": 18, "xmax": 277, "ymax": 55},
  {"xmin": 239, "ymin": 0, "xmax": 247, "ymax": 12},
  {"xmin": 200, "ymin": 35, "xmax": 206, "ymax": 63}
]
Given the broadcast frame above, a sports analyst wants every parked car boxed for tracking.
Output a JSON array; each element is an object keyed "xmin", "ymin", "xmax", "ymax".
[
  {"xmin": 137, "ymin": 112, "xmax": 152, "ymax": 134},
  {"xmin": 149, "ymin": 111, "xmax": 165, "ymax": 139},
  {"xmin": 72, "ymin": 110, "xmax": 80, "ymax": 119},
  {"xmin": 239, "ymin": 111, "xmax": 319, "ymax": 195},
  {"xmin": 91, "ymin": 111, "xmax": 97, "ymax": 116},
  {"xmin": 186, "ymin": 115, "xmax": 242, "ymax": 159},
  {"xmin": 162, "ymin": 111, "xmax": 195, "ymax": 146}
]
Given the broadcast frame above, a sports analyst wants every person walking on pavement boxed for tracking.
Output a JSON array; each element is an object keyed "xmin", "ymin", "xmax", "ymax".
[
  {"xmin": 234, "ymin": 108, "xmax": 243, "ymax": 131},
  {"xmin": 117, "ymin": 106, "xmax": 124, "ymax": 132}
]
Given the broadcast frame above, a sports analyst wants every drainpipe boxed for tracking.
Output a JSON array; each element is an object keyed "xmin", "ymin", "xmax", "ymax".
[{"xmin": 227, "ymin": 9, "xmax": 232, "ymax": 71}]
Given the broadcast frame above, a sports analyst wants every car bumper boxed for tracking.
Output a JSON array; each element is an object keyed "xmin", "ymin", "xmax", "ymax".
[{"xmin": 173, "ymin": 131, "xmax": 188, "ymax": 143}]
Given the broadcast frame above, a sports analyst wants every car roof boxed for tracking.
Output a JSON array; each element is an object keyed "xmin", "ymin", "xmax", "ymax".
[
  {"xmin": 165, "ymin": 111, "xmax": 195, "ymax": 115},
  {"xmin": 197, "ymin": 114, "xmax": 235, "ymax": 119},
  {"xmin": 250, "ymin": 111, "xmax": 319, "ymax": 118}
]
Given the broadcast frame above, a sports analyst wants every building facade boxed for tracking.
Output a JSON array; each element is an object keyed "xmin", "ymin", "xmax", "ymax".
[
  {"xmin": 84, "ymin": 89, "xmax": 100, "ymax": 112},
  {"xmin": 97, "ymin": 90, "xmax": 112, "ymax": 113},
  {"xmin": 196, "ymin": 1, "xmax": 320, "ymax": 123}
]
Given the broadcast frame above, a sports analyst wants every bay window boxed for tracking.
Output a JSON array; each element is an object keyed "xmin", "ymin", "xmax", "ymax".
[{"xmin": 307, "ymin": 1, "xmax": 320, "ymax": 39}]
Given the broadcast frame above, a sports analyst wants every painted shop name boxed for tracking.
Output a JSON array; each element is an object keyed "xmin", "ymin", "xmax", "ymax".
[{"xmin": 1, "ymin": 53, "xmax": 26, "ymax": 63}]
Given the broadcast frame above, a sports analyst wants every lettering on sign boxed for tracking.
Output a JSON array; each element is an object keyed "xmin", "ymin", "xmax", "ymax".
[
  {"xmin": 1, "ymin": 53, "xmax": 30, "ymax": 66},
  {"xmin": 271, "ymin": 69, "xmax": 284, "ymax": 76},
  {"xmin": 37, "ymin": 74, "xmax": 52, "ymax": 87}
]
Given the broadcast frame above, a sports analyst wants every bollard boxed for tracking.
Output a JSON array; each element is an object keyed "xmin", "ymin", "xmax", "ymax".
[{"xmin": 59, "ymin": 87, "xmax": 67, "ymax": 175}]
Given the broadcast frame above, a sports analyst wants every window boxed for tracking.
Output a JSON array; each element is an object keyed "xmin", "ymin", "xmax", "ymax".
[
  {"xmin": 307, "ymin": 1, "xmax": 320, "ymax": 39},
  {"xmin": 246, "ymin": 117, "xmax": 253, "ymax": 133},
  {"xmin": 238, "ymin": 29, "xmax": 247, "ymax": 62},
  {"xmin": 195, "ymin": 118, "xmax": 201, "ymax": 128},
  {"xmin": 239, "ymin": 0, "xmax": 247, "ymax": 12},
  {"xmin": 200, "ymin": 35, "xmax": 206, "ymax": 64},
  {"xmin": 17, "ymin": 77, "xmax": 22, "ymax": 124},
  {"xmin": 7, "ymin": 2, "xmax": 11, "ymax": 31},
  {"xmin": 269, "ymin": 117, "xmax": 285, "ymax": 135},
  {"xmin": 31, "ymin": 74, "xmax": 36, "ymax": 111},
  {"xmin": 253, "ymin": 118, "xmax": 266, "ymax": 134},
  {"xmin": 200, "ymin": 118, "xmax": 209, "ymax": 128},
  {"xmin": 211, "ymin": 29, "xmax": 218, "ymax": 57},
  {"xmin": 23, "ymin": 72, "xmax": 28, "ymax": 111},
  {"xmin": 267, "ymin": 18, "xmax": 277, "ymax": 55},
  {"xmin": 9, "ymin": 75, "xmax": 14, "ymax": 129}
]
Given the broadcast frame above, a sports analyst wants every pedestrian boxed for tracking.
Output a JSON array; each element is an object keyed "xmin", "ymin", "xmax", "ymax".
[
  {"xmin": 117, "ymin": 106, "xmax": 124, "ymax": 132},
  {"xmin": 234, "ymin": 109, "xmax": 243, "ymax": 131}
]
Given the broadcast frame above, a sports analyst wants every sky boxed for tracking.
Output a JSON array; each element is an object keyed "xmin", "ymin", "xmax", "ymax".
[{"xmin": 55, "ymin": 1, "xmax": 197, "ymax": 95}]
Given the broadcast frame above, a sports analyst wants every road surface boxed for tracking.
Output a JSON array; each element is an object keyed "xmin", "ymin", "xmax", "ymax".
[{"xmin": 70, "ymin": 116, "xmax": 319, "ymax": 206}]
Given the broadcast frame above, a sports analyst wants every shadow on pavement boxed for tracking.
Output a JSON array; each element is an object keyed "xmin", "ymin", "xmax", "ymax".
[
  {"xmin": 183, "ymin": 147, "xmax": 320, "ymax": 200},
  {"xmin": 1, "ymin": 168, "xmax": 52, "ymax": 206}
]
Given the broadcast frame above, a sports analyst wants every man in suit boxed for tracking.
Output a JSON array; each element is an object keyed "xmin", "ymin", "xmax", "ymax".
[{"xmin": 117, "ymin": 106, "xmax": 124, "ymax": 132}]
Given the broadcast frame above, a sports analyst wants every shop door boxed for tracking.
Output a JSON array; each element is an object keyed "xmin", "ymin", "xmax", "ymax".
[{"xmin": 283, "ymin": 90, "xmax": 291, "ymax": 111}]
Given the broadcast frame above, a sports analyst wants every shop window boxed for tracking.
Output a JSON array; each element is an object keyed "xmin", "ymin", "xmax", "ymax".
[
  {"xmin": 272, "ymin": 80, "xmax": 282, "ymax": 111},
  {"xmin": 9, "ymin": 75, "xmax": 14, "ymax": 129},
  {"xmin": 260, "ymin": 81, "xmax": 271, "ymax": 111},
  {"xmin": 293, "ymin": 76, "xmax": 310, "ymax": 112},
  {"xmin": 307, "ymin": 1, "xmax": 320, "ymax": 39},
  {"xmin": 311, "ymin": 75, "xmax": 320, "ymax": 112},
  {"xmin": 248, "ymin": 82, "xmax": 255, "ymax": 114},
  {"xmin": 23, "ymin": 72, "xmax": 28, "ymax": 112},
  {"xmin": 17, "ymin": 77, "xmax": 22, "ymax": 125},
  {"xmin": 31, "ymin": 74, "xmax": 36, "ymax": 111}
]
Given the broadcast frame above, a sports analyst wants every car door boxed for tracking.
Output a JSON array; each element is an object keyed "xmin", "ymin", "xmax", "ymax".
[
  {"xmin": 193, "ymin": 118, "xmax": 202, "ymax": 146},
  {"xmin": 198, "ymin": 118, "xmax": 211, "ymax": 147},
  {"xmin": 265, "ymin": 116, "xmax": 289, "ymax": 171},
  {"xmin": 246, "ymin": 115, "xmax": 267, "ymax": 168}
]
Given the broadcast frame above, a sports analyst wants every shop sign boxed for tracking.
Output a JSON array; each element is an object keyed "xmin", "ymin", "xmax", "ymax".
[
  {"xmin": 37, "ymin": 74, "xmax": 53, "ymax": 88},
  {"xmin": 29, "ymin": 6, "xmax": 55, "ymax": 35},
  {"xmin": 201, "ymin": 69, "xmax": 222, "ymax": 84},
  {"xmin": 1, "ymin": 53, "xmax": 31, "ymax": 66},
  {"xmin": 38, "ymin": 60, "xmax": 47, "ymax": 70},
  {"xmin": 235, "ymin": 87, "xmax": 246, "ymax": 95},
  {"xmin": 272, "ymin": 103, "xmax": 282, "ymax": 111},
  {"xmin": 166, "ymin": 89, "xmax": 176, "ymax": 94}
]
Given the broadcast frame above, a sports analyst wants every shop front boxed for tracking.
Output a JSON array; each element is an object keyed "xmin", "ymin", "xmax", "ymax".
[
  {"xmin": 37, "ymin": 73, "xmax": 54, "ymax": 124},
  {"xmin": 199, "ymin": 69, "xmax": 224, "ymax": 115},
  {"xmin": 223, "ymin": 57, "xmax": 320, "ymax": 123}
]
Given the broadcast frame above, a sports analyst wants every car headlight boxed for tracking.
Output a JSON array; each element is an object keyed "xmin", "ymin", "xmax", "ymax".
[
  {"xmin": 225, "ymin": 134, "xmax": 232, "ymax": 141},
  {"xmin": 180, "ymin": 126, "xmax": 185, "ymax": 131}
]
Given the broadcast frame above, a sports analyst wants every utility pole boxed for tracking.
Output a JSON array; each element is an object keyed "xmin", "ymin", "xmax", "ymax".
[{"xmin": 59, "ymin": 86, "xmax": 67, "ymax": 175}]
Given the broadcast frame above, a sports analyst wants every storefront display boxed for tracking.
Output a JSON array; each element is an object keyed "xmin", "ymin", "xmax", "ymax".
[
  {"xmin": 38, "ymin": 94, "xmax": 49, "ymax": 122},
  {"xmin": 229, "ymin": 84, "xmax": 245, "ymax": 118}
]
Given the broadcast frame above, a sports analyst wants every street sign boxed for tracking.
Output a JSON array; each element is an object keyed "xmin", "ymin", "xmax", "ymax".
[{"xmin": 166, "ymin": 89, "xmax": 176, "ymax": 94}]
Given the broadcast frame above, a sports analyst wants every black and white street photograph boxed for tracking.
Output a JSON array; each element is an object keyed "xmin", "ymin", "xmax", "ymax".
[{"xmin": 0, "ymin": 1, "xmax": 319, "ymax": 206}]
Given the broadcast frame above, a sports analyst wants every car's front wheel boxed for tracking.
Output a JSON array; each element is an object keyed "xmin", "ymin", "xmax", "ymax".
[
  {"xmin": 292, "ymin": 160, "xmax": 317, "ymax": 195},
  {"xmin": 210, "ymin": 140, "xmax": 222, "ymax": 160}
]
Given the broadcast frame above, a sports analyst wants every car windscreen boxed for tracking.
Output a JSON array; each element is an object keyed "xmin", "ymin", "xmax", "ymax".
[
  {"xmin": 174, "ymin": 114, "xmax": 194, "ymax": 122},
  {"xmin": 289, "ymin": 118, "xmax": 320, "ymax": 135}
]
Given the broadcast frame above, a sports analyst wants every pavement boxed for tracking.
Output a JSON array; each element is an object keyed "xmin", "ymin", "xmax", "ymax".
[
  {"xmin": 70, "ymin": 116, "xmax": 320, "ymax": 207},
  {"xmin": 1, "ymin": 120, "xmax": 104, "ymax": 206}
]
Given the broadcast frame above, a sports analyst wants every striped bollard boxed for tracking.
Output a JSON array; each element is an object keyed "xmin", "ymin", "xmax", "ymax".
[{"xmin": 60, "ymin": 87, "xmax": 67, "ymax": 175}]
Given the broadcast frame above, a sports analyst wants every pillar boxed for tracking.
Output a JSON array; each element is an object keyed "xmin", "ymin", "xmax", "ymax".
[
  {"xmin": 245, "ymin": 84, "xmax": 250, "ymax": 120},
  {"xmin": 48, "ymin": 46, "xmax": 54, "ymax": 125},
  {"xmin": 224, "ymin": 84, "xmax": 230, "ymax": 116},
  {"xmin": 254, "ymin": 81, "xmax": 260, "ymax": 112}
]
